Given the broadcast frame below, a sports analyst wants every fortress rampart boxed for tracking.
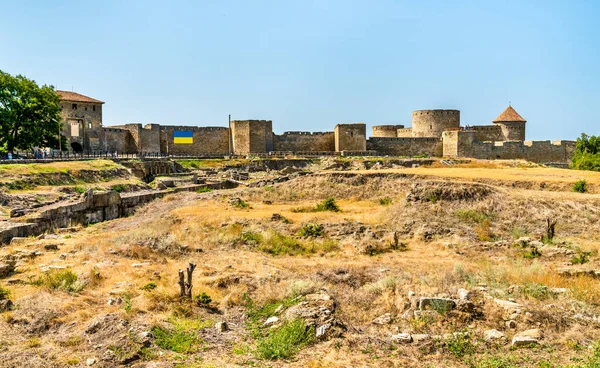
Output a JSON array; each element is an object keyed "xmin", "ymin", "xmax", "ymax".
[{"xmin": 62, "ymin": 101, "xmax": 575, "ymax": 163}]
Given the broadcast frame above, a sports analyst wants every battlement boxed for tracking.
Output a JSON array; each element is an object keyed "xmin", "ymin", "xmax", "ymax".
[
  {"xmin": 160, "ymin": 126, "xmax": 228, "ymax": 132},
  {"xmin": 281, "ymin": 131, "xmax": 332, "ymax": 136},
  {"xmin": 368, "ymin": 137, "xmax": 440, "ymax": 142}
]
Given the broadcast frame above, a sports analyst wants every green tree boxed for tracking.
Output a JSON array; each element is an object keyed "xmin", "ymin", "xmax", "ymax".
[
  {"xmin": 571, "ymin": 133, "xmax": 600, "ymax": 171},
  {"xmin": 0, "ymin": 70, "xmax": 63, "ymax": 153}
]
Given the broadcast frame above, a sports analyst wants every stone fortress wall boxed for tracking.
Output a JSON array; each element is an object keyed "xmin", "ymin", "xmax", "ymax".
[{"xmin": 58, "ymin": 91, "xmax": 575, "ymax": 163}]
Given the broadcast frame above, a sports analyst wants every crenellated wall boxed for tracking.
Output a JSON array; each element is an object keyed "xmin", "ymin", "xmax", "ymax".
[
  {"xmin": 273, "ymin": 131, "xmax": 335, "ymax": 152},
  {"xmin": 397, "ymin": 128, "xmax": 413, "ymax": 137},
  {"xmin": 367, "ymin": 137, "xmax": 443, "ymax": 157},
  {"xmin": 412, "ymin": 110, "xmax": 460, "ymax": 138},
  {"xmin": 469, "ymin": 125, "xmax": 503, "ymax": 142},
  {"xmin": 442, "ymin": 131, "xmax": 575, "ymax": 163}
]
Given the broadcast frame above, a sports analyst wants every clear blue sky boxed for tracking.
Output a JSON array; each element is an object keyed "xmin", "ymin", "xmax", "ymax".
[{"xmin": 1, "ymin": 0, "xmax": 598, "ymax": 139}]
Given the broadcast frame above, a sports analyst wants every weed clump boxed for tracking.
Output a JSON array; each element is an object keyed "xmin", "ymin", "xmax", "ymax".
[
  {"xmin": 571, "ymin": 251, "xmax": 591, "ymax": 265},
  {"xmin": 523, "ymin": 247, "xmax": 542, "ymax": 260},
  {"xmin": 194, "ymin": 292, "xmax": 212, "ymax": 305},
  {"xmin": 292, "ymin": 198, "xmax": 340, "ymax": 213},
  {"xmin": 141, "ymin": 282, "xmax": 157, "ymax": 291},
  {"xmin": 196, "ymin": 186, "xmax": 213, "ymax": 193},
  {"xmin": 379, "ymin": 197, "xmax": 393, "ymax": 205},
  {"xmin": 573, "ymin": 179, "xmax": 588, "ymax": 193},
  {"xmin": 297, "ymin": 223, "xmax": 323, "ymax": 238},
  {"xmin": 36, "ymin": 269, "xmax": 84, "ymax": 293},
  {"xmin": 151, "ymin": 324, "xmax": 200, "ymax": 354},
  {"xmin": 0, "ymin": 284, "xmax": 10, "ymax": 299}
]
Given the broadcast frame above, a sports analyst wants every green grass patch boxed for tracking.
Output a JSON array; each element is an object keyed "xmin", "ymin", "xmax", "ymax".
[
  {"xmin": 523, "ymin": 247, "xmax": 542, "ymax": 260},
  {"xmin": 140, "ymin": 282, "xmax": 157, "ymax": 291},
  {"xmin": 193, "ymin": 292, "xmax": 212, "ymax": 305},
  {"xmin": 196, "ymin": 186, "xmax": 213, "ymax": 193},
  {"xmin": 456, "ymin": 208, "xmax": 496, "ymax": 224},
  {"xmin": 151, "ymin": 322, "xmax": 202, "ymax": 354},
  {"xmin": 111, "ymin": 184, "xmax": 127, "ymax": 193},
  {"xmin": 255, "ymin": 319, "xmax": 314, "ymax": 360},
  {"xmin": 0, "ymin": 284, "xmax": 10, "ymax": 299},
  {"xmin": 519, "ymin": 282, "xmax": 552, "ymax": 300},
  {"xmin": 379, "ymin": 197, "xmax": 393, "ymax": 205},
  {"xmin": 292, "ymin": 197, "xmax": 340, "ymax": 213},
  {"xmin": 571, "ymin": 251, "xmax": 592, "ymax": 265}
]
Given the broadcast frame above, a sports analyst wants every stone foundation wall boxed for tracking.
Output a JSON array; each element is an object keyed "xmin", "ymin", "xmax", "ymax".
[
  {"xmin": 273, "ymin": 132, "xmax": 335, "ymax": 152},
  {"xmin": 367, "ymin": 137, "xmax": 443, "ymax": 157}
]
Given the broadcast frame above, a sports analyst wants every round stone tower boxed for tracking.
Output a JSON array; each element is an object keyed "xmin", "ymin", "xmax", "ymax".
[
  {"xmin": 411, "ymin": 110, "xmax": 460, "ymax": 138},
  {"xmin": 492, "ymin": 106, "xmax": 526, "ymax": 141},
  {"xmin": 372, "ymin": 125, "xmax": 404, "ymax": 137}
]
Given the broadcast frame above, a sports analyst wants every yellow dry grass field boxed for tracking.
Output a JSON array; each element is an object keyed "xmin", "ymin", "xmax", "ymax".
[{"xmin": 0, "ymin": 165, "xmax": 600, "ymax": 367}]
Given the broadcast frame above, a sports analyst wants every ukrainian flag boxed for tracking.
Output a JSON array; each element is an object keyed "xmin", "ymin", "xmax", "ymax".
[{"xmin": 174, "ymin": 131, "xmax": 193, "ymax": 144}]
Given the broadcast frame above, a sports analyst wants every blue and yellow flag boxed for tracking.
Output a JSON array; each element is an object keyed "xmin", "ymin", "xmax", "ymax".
[{"xmin": 174, "ymin": 131, "xmax": 193, "ymax": 144}]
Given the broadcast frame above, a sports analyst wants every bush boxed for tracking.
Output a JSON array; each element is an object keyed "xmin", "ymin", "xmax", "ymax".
[
  {"xmin": 193, "ymin": 292, "xmax": 212, "ymax": 305},
  {"xmin": 141, "ymin": 282, "xmax": 157, "ymax": 291},
  {"xmin": 38, "ymin": 269, "xmax": 84, "ymax": 293},
  {"xmin": 0, "ymin": 284, "xmax": 9, "ymax": 300},
  {"xmin": 256, "ymin": 319, "xmax": 314, "ymax": 360},
  {"xmin": 519, "ymin": 282, "xmax": 551, "ymax": 300},
  {"xmin": 233, "ymin": 199, "xmax": 250, "ymax": 209},
  {"xmin": 379, "ymin": 197, "xmax": 393, "ymax": 205},
  {"xmin": 315, "ymin": 198, "xmax": 340, "ymax": 212},
  {"xmin": 475, "ymin": 219, "xmax": 494, "ymax": 241},
  {"xmin": 571, "ymin": 251, "xmax": 591, "ymax": 265},
  {"xmin": 445, "ymin": 332, "xmax": 475, "ymax": 358},
  {"xmin": 297, "ymin": 223, "xmax": 323, "ymax": 238},
  {"xmin": 573, "ymin": 179, "xmax": 588, "ymax": 193}
]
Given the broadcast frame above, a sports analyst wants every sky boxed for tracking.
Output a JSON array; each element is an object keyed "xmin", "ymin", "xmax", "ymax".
[{"xmin": 1, "ymin": 0, "xmax": 599, "ymax": 140}]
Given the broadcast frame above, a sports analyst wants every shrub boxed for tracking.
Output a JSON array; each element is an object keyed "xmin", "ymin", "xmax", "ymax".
[
  {"xmin": 39, "ymin": 269, "xmax": 84, "ymax": 293},
  {"xmin": 233, "ymin": 199, "xmax": 250, "ymax": 209},
  {"xmin": 573, "ymin": 179, "xmax": 588, "ymax": 193},
  {"xmin": 0, "ymin": 284, "xmax": 9, "ymax": 300},
  {"xmin": 196, "ymin": 186, "xmax": 213, "ymax": 193},
  {"xmin": 315, "ymin": 198, "xmax": 340, "ymax": 212},
  {"xmin": 151, "ymin": 325, "xmax": 199, "ymax": 354},
  {"xmin": 445, "ymin": 332, "xmax": 475, "ymax": 358},
  {"xmin": 255, "ymin": 319, "xmax": 313, "ymax": 360},
  {"xmin": 193, "ymin": 292, "xmax": 212, "ymax": 305},
  {"xmin": 523, "ymin": 247, "xmax": 542, "ymax": 260},
  {"xmin": 297, "ymin": 223, "xmax": 323, "ymax": 238},
  {"xmin": 475, "ymin": 219, "xmax": 494, "ymax": 241},
  {"xmin": 571, "ymin": 251, "xmax": 592, "ymax": 265},
  {"xmin": 519, "ymin": 282, "xmax": 551, "ymax": 300},
  {"xmin": 73, "ymin": 186, "xmax": 86, "ymax": 194},
  {"xmin": 379, "ymin": 197, "xmax": 393, "ymax": 205},
  {"xmin": 141, "ymin": 282, "xmax": 157, "ymax": 291}
]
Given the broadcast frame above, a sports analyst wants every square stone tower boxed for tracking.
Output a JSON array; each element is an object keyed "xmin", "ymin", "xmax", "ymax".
[
  {"xmin": 334, "ymin": 123, "xmax": 366, "ymax": 152},
  {"xmin": 230, "ymin": 120, "xmax": 273, "ymax": 154}
]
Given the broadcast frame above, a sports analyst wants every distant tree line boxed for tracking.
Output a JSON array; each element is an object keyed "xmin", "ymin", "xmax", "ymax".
[
  {"xmin": 571, "ymin": 133, "xmax": 600, "ymax": 171},
  {"xmin": 0, "ymin": 70, "xmax": 64, "ymax": 155}
]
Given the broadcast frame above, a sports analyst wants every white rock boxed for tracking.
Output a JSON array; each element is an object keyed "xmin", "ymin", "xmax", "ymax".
[
  {"xmin": 512, "ymin": 336, "xmax": 539, "ymax": 347},
  {"xmin": 215, "ymin": 321, "xmax": 228, "ymax": 332},
  {"xmin": 391, "ymin": 333, "xmax": 412, "ymax": 344},
  {"xmin": 411, "ymin": 334, "xmax": 431, "ymax": 342},
  {"xmin": 316, "ymin": 323, "xmax": 331, "ymax": 338},
  {"xmin": 372, "ymin": 313, "xmax": 392, "ymax": 325},
  {"xmin": 484, "ymin": 329, "xmax": 505, "ymax": 341},
  {"xmin": 263, "ymin": 316, "xmax": 279, "ymax": 326},
  {"xmin": 457, "ymin": 288, "xmax": 471, "ymax": 300},
  {"xmin": 86, "ymin": 358, "xmax": 97, "ymax": 366}
]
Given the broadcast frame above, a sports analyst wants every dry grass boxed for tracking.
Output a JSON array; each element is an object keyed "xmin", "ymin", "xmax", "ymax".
[{"xmin": 2, "ymin": 165, "xmax": 600, "ymax": 367}]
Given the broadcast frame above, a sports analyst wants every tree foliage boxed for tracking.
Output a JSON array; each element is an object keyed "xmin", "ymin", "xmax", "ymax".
[
  {"xmin": 0, "ymin": 70, "xmax": 63, "ymax": 153},
  {"xmin": 571, "ymin": 133, "xmax": 600, "ymax": 171}
]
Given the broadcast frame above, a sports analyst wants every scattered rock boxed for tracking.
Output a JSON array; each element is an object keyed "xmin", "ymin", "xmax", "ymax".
[
  {"xmin": 457, "ymin": 288, "xmax": 471, "ymax": 300},
  {"xmin": 391, "ymin": 333, "xmax": 412, "ymax": 344},
  {"xmin": 86, "ymin": 358, "xmax": 97, "ymax": 366},
  {"xmin": 316, "ymin": 323, "xmax": 331, "ymax": 338},
  {"xmin": 455, "ymin": 299, "xmax": 476, "ymax": 313},
  {"xmin": 506, "ymin": 320, "xmax": 517, "ymax": 329},
  {"xmin": 44, "ymin": 244, "xmax": 59, "ymax": 251},
  {"xmin": 411, "ymin": 334, "xmax": 431, "ymax": 342},
  {"xmin": 372, "ymin": 313, "xmax": 393, "ymax": 325},
  {"xmin": 215, "ymin": 321, "xmax": 228, "ymax": 332},
  {"xmin": 0, "ymin": 263, "xmax": 15, "ymax": 278},
  {"xmin": 493, "ymin": 298, "xmax": 523, "ymax": 311},
  {"xmin": 484, "ymin": 329, "xmax": 505, "ymax": 341},
  {"xmin": 419, "ymin": 297, "xmax": 456, "ymax": 312},
  {"xmin": 512, "ymin": 329, "xmax": 541, "ymax": 347},
  {"xmin": 264, "ymin": 316, "xmax": 279, "ymax": 326},
  {"xmin": 0, "ymin": 299, "xmax": 14, "ymax": 312}
]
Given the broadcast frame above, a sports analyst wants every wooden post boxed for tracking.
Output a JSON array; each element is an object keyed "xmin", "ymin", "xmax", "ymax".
[
  {"xmin": 546, "ymin": 217, "xmax": 557, "ymax": 241},
  {"xmin": 178, "ymin": 269, "xmax": 185, "ymax": 297}
]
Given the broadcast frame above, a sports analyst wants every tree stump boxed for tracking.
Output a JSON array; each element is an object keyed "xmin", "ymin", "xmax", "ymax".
[
  {"xmin": 178, "ymin": 263, "xmax": 196, "ymax": 298},
  {"xmin": 546, "ymin": 217, "xmax": 557, "ymax": 242}
]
